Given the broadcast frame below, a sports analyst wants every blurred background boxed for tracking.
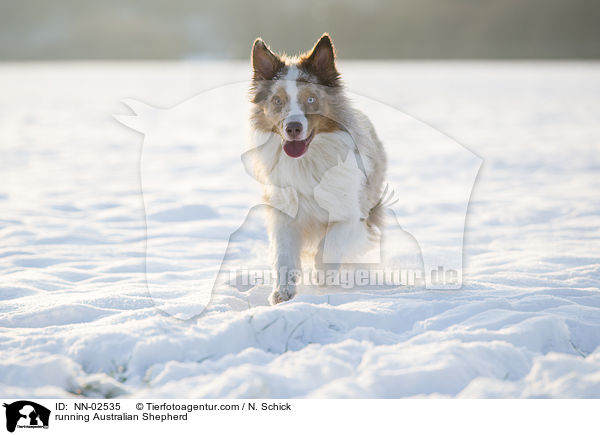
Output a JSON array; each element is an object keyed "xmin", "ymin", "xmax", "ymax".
[{"xmin": 1, "ymin": 0, "xmax": 598, "ymax": 60}]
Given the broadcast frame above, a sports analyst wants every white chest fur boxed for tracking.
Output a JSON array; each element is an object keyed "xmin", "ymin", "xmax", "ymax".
[{"xmin": 266, "ymin": 131, "xmax": 366, "ymax": 224}]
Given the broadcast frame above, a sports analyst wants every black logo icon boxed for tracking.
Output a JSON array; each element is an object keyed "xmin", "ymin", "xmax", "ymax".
[{"xmin": 3, "ymin": 401, "xmax": 50, "ymax": 433}]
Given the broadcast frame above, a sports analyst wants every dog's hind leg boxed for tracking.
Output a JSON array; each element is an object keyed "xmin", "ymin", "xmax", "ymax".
[{"xmin": 320, "ymin": 218, "xmax": 380, "ymax": 265}]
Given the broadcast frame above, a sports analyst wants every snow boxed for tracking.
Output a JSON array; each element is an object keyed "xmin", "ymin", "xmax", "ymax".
[{"xmin": 0, "ymin": 61, "xmax": 599, "ymax": 398}]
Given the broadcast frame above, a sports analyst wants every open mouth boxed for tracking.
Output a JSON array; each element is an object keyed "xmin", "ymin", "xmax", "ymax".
[{"xmin": 283, "ymin": 130, "xmax": 315, "ymax": 158}]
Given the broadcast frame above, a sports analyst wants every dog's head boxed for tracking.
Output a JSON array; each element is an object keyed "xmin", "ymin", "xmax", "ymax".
[{"xmin": 249, "ymin": 34, "xmax": 347, "ymax": 158}]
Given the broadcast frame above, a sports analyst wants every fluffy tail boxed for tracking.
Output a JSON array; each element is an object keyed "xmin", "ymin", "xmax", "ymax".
[{"xmin": 366, "ymin": 184, "xmax": 398, "ymax": 231}]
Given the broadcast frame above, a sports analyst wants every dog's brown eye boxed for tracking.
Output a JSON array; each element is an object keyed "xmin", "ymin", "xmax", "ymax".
[
  {"xmin": 272, "ymin": 96, "xmax": 282, "ymax": 105},
  {"xmin": 307, "ymin": 96, "xmax": 316, "ymax": 104}
]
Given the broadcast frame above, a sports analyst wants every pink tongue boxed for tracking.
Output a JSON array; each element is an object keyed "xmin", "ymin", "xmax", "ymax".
[{"xmin": 283, "ymin": 140, "xmax": 308, "ymax": 158}]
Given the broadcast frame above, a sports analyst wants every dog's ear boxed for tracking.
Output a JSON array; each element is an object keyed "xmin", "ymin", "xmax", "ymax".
[
  {"xmin": 300, "ymin": 34, "xmax": 340, "ymax": 86},
  {"xmin": 252, "ymin": 38, "xmax": 284, "ymax": 81}
]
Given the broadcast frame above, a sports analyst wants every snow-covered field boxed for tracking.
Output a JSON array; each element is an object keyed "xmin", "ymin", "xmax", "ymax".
[{"xmin": 0, "ymin": 61, "xmax": 599, "ymax": 398}]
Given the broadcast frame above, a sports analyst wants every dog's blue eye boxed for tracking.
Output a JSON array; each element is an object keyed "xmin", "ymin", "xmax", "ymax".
[
  {"xmin": 307, "ymin": 96, "xmax": 316, "ymax": 104},
  {"xmin": 272, "ymin": 96, "xmax": 282, "ymax": 105}
]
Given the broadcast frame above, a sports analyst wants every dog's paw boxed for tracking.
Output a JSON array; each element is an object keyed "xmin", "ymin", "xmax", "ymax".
[{"xmin": 269, "ymin": 285, "xmax": 296, "ymax": 305}]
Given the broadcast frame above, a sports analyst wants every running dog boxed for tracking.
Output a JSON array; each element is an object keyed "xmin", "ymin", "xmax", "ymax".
[{"xmin": 248, "ymin": 34, "xmax": 387, "ymax": 304}]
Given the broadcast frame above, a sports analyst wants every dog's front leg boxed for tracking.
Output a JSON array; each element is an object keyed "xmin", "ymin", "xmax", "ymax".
[{"xmin": 269, "ymin": 217, "xmax": 301, "ymax": 305}]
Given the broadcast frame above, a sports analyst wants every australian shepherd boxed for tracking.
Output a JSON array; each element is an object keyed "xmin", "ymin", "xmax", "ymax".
[{"xmin": 247, "ymin": 34, "xmax": 387, "ymax": 304}]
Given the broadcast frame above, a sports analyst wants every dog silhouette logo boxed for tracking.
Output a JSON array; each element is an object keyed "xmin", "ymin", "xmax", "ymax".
[
  {"xmin": 3, "ymin": 401, "xmax": 50, "ymax": 433},
  {"xmin": 117, "ymin": 82, "xmax": 481, "ymax": 319}
]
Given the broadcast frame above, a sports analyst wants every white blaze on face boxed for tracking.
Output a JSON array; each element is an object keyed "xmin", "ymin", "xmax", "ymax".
[{"xmin": 283, "ymin": 66, "xmax": 308, "ymax": 140}]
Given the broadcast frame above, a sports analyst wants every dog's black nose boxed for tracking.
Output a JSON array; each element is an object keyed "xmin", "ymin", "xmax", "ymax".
[{"xmin": 285, "ymin": 122, "xmax": 303, "ymax": 139}]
